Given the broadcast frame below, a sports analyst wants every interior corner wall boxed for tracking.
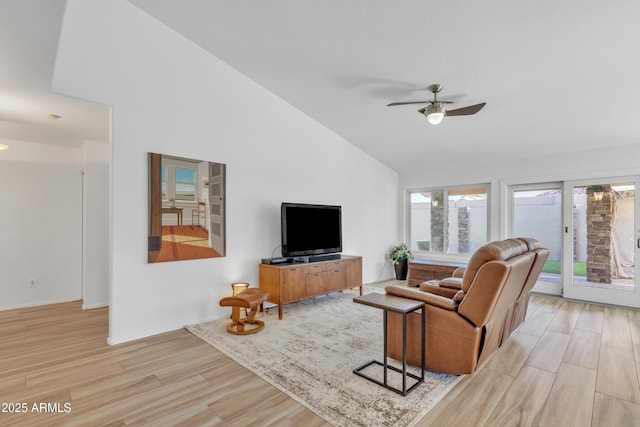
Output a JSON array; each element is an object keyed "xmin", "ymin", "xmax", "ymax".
[
  {"xmin": 0, "ymin": 139, "xmax": 83, "ymax": 310},
  {"xmin": 82, "ymin": 140, "xmax": 110, "ymax": 309},
  {"xmin": 53, "ymin": 0, "xmax": 399, "ymax": 344}
]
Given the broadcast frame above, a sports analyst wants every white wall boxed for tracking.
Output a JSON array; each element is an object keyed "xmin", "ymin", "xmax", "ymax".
[
  {"xmin": 53, "ymin": 0, "xmax": 399, "ymax": 344},
  {"xmin": 82, "ymin": 140, "xmax": 110, "ymax": 308},
  {"xmin": 0, "ymin": 139, "xmax": 83, "ymax": 310}
]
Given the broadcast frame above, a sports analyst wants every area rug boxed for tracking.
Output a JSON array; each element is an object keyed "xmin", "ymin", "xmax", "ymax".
[{"xmin": 187, "ymin": 288, "xmax": 461, "ymax": 427}]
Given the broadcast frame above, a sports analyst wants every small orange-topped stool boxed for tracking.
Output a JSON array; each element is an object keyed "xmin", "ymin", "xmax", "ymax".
[{"xmin": 219, "ymin": 288, "xmax": 268, "ymax": 335}]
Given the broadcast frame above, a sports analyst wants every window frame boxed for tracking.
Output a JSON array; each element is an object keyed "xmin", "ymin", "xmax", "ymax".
[
  {"xmin": 161, "ymin": 165, "xmax": 168, "ymax": 200},
  {"xmin": 161, "ymin": 157, "xmax": 199, "ymax": 203},
  {"xmin": 174, "ymin": 167, "xmax": 196, "ymax": 201},
  {"xmin": 407, "ymin": 183, "xmax": 491, "ymax": 259}
]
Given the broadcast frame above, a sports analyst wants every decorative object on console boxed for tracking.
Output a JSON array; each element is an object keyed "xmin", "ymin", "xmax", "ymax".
[
  {"xmin": 387, "ymin": 243, "xmax": 413, "ymax": 280},
  {"xmin": 261, "ymin": 257, "xmax": 292, "ymax": 265}
]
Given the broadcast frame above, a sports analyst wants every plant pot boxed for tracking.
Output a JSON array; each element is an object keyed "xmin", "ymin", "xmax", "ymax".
[{"xmin": 394, "ymin": 257, "xmax": 409, "ymax": 280}]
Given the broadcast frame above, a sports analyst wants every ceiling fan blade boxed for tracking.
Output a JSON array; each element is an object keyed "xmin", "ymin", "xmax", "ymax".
[
  {"xmin": 445, "ymin": 103, "xmax": 486, "ymax": 117},
  {"xmin": 387, "ymin": 101, "xmax": 430, "ymax": 106},
  {"xmin": 388, "ymin": 100, "xmax": 455, "ymax": 107}
]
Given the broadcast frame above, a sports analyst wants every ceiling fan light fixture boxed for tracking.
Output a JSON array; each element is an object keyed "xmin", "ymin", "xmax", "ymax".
[{"xmin": 425, "ymin": 102, "xmax": 445, "ymax": 125}]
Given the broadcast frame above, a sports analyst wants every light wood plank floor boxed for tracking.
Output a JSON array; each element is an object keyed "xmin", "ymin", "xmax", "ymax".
[{"xmin": 1, "ymin": 294, "xmax": 640, "ymax": 426}]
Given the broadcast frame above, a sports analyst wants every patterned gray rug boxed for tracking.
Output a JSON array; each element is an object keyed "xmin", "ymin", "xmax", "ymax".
[{"xmin": 188, "ymin": 287, "xmax": 461, "ymax": 427}]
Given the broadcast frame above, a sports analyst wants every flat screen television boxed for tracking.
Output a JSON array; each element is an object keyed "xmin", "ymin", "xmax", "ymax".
[{"xmin": 281, "ymin": 203, "xmax": 342, "ymax": 258}]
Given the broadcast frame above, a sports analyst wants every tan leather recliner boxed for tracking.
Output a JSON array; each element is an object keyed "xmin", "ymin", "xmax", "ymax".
[
  {"xmin": 385, "ymin": 238, "xmax": 547, "ymax": 375},
  {"xmin": 421, "ymin": 237, "xmax": 549, "ymax": 342}
]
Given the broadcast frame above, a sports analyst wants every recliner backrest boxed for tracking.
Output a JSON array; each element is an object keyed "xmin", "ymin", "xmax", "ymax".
[
  {"xmin": 518, "ymin": 248, "xmax": 549, "ymax": 298},
  {"xmin": 517, "ymin": 237, "xmax": 541, "ymax": 251},
  {"xmin": 513, "ymin": 237, "xmax": 550, "ymax": 302},
  {"xmin": 461, "ymin": 239, "xmax": 529, "ymax": 293}
]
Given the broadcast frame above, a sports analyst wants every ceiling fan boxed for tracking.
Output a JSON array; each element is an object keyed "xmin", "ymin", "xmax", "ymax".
[{"xmin": 387, "ymin": 84, "xmax": 486, "ymax": 125}]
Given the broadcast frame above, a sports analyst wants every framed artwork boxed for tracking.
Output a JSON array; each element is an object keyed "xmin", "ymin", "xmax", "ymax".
[{"xmin": 148, "ymin": 153, "xmax": 226, "ymax": 263}]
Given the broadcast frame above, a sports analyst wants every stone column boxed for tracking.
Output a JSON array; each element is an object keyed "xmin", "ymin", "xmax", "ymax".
[
  {"xmin": 430, "ymin": 191, "xmax": 444, "ymax": 252},
  {"xmin": 458, "ymin": 206, "xmax": 469, "ymax": 253},
  {"xmin": 586, "ymin": 185, "xmax": 612, "ymax": 284}
]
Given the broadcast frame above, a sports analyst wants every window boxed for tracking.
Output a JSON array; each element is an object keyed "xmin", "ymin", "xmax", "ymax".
[
  {"xmin": 161, "ymin": 158, "xmax": 198, "ymax": 203},
  {"xmin": 408, "ymin": 184, "xmax": 489, "ymax": 255},
  {"xmin": 175, "ymin": 167, "xmax": 196, "ymax": 200}
]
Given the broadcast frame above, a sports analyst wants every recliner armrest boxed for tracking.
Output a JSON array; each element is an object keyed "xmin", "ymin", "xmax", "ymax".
[
  {"xmin": 419, "ymin": 281, "xmax": 459, "ymax": 298},
  {"xmin": 438, "ymin": 277, "xmax": 463, "ymax": 290},
  {"xmin": 385, "ymin": 285, "xmax": 459, "ymax": 311},
  {"xmin": 453, "ymin": 267, "xmax": 465, "ymax": 278}
]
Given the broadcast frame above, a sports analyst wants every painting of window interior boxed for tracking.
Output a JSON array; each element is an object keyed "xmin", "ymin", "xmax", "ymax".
[{"xmin": 148, "ymin": 153, "xmax": 226, "ymax": 263}]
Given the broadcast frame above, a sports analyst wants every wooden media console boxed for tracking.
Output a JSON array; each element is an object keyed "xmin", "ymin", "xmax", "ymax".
[{"xmin": 259, "ymin": 255, "xmax": 362, "ymax": 319}]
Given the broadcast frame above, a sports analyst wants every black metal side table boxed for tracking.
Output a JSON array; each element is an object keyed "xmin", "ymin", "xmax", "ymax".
[{"xmin": 352, "ymin": 293, "xmax": 425, "ymax": 396}]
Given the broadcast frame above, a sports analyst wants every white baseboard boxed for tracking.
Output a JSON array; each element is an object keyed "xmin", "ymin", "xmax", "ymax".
[
  {"xmin": 106, "ymin": 311, "xmax": 230, "ymax": 345},
  {"xmin": 532, "ymin": 280, "xmax": 562, "ymax": 296},
  {"xmin": 0, "ymin": 297, "xmax": 80, "ymax": 312},
  {"xmin": 82, "ymin": 302, "xmax": 109, "ymax": 310},
  {"xmin": 107, "ymin": 325, "xmax": 184, "ymax": 345}
]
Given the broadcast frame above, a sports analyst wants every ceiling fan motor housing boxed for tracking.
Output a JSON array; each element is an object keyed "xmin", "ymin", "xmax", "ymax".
[{"xmin": 425, "ymin": 102, "xmax": 446, "ymax": 124}]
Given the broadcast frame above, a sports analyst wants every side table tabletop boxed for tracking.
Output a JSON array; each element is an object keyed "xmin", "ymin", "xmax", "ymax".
[
  {"xmin": 352, "ymin": 293, "xmax": 425, "ymax": 396},
  {"xmin": 161, "ymin": 207, "xmax": 183, "ymax": 226}
]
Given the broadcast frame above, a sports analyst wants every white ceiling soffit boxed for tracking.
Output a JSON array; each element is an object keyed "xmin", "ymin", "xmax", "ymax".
[{"xmin": 0, "ymin": 0, "xmax": 110, "ymax": 148}]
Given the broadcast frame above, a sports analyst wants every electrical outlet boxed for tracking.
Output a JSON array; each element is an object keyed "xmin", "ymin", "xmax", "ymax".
[{"xmin": 29, "ymin": 279, "xmax": 36, "ymax": 288}]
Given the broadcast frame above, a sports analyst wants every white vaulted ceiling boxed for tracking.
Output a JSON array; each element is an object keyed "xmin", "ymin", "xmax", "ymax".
[
  {"xmin": 128, "ymin": 0, "xmax": 640, "ymax": 172},
  {"xmin": 2, "ymin": 0, "xmax": 639, "ymax": 172}
]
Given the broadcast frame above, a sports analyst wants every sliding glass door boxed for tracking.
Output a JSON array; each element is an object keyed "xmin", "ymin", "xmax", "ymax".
[
  {"xmin": 508, "ymin": 177, "xmax": 640, "ymax": 308},
  {"xmin": 563, "ymin": 178, "xmax": 640, "ymax": 307},
  {"xmin": 508, "ymin": 183, "xmax": 563, "ymax": 295}
]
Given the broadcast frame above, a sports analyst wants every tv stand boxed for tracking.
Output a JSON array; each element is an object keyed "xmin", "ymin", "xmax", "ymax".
[
  {"xmin": 259, "ymin": 255, "xmax": 362, "ymax": 319},
  {"xmin": 293, "ymin": 253, "xmax": 341, "ymax": 263}
]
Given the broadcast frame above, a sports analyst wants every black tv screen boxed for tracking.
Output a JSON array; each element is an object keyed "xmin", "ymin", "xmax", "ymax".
[{"xmin": 281, "ymin": 203, "xmax": 342, "ymax": 257}]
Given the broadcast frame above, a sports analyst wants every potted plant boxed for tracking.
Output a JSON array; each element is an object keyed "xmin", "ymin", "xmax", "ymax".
[{"xmin": 387, "ymin": 243, "xmax": 413, "ymax": 280}]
